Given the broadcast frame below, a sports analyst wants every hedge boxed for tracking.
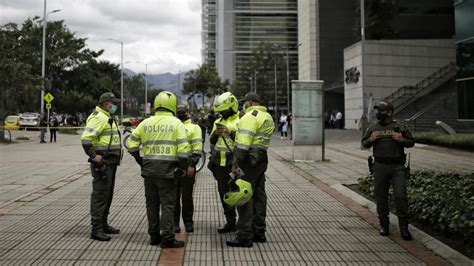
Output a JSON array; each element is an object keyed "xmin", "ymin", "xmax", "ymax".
[
  {"xmin": 58, "ymin": 127, "xmax": 81, "ymax": 135},
  {"xmin": 358, "ymin": 170, "xmax": 474, "ymax": 242},
  {"xmin": 414, "ymin": 132, "xmax": 474, "ymax": 151}
]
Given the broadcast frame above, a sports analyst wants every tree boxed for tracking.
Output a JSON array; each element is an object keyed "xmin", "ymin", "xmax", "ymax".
[
  {"xmin": 0, "ymin": 18, "xmax": 120, "ymax": 115},
  {"xmin": 233, "ymin": 42, "xmax": 286, "ymax": 106},
  {"xmin": 182, "ymin": 63, "xmax": 224, "ymax": 106},
  {"xmin": 0, "ymin": 23, "xmax": 41, "ymax": 116}
]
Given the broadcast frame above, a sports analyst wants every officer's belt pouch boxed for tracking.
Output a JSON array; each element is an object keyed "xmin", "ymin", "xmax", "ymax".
[
  {"xmin": 375, "ymin": 154, "xmax": 406, "ymax": 164},
  {"xmin": 91, "ymin": 163, "xmax": 107, "ymax": 179},
  {"xmin": 103, "ymin": 154, "xmax": 120, "ymax": 165},
  {"xmin": 207, "ymin": 158, "xmax": 217, "ymax": 175}
]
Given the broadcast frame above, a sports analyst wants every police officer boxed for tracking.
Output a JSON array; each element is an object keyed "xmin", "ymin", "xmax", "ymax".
[
  {"xmin": 81, "ymin": 92, "xmax": 122, "ymax": 241},
  {"xmin": 361, "ymin": 100, "xmax": 414, "ymax": 241},
  {"xmin": 127, "ymin": 91, "xmax": 191, "ymax": 248},
  {"xmin": 174, "ymin": 105, "xmax": 203, "ymax": 233},
  {"xmin": 208, "ymin": 92, "xmax": 240, "ymax": 233},
  {"xmin": 228, "ymin": 92, "xmax": 275, "ymax": 247}
]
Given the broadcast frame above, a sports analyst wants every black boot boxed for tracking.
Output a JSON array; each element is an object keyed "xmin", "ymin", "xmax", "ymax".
[
  {"xmin": 379, "ymin": 218, "xmax": 389, "ymax": 236},
  {"xmin": 103, "ymin": 224, "xmax": 120, "ymax": 234},
  {"xmin": 149, "ymin": 234, "xmax": 162, "ymax": 246},
  {"xmin": 217, "ymin": 223, "xmax": 236, "ymax": 233},
  {"xmin": 91, "ymin": 228, "xmax": 111, "ymax": 241},
  {"xmin": 161, "ymin": 239, "xmax": 185, "ymax": 248},
  {"xmin": 185, "ymin": 223, "xmax": 194, "ymax": 233},
  {"xmin": 400, "ymin": 227, "xmax": 412, "ymax": 241},
  {"xmin": 379, "ymin": 226, "xmax": 389, "ymax": 236},
  {"xmin": 252, "ymin": 235, "xmax": 266, "ymax": 243},
  {"xmin": 226, "ymin": 238, "xmax": 253, "ymax": 248}
]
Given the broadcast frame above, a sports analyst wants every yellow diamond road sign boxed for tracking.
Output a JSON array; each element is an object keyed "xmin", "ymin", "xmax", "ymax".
[{"xmin": 44, "ymin": 92, "xmax": 54, "ymax": 103}]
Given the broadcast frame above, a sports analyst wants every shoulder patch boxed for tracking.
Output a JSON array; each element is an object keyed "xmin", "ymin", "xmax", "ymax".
[
  {"xmin": 251, "ymin": 110, "xmax": 258, "ymax": 117},
  {"xmin": 92, "ymin": 111, "xmax": 99, "ymax": 116}
]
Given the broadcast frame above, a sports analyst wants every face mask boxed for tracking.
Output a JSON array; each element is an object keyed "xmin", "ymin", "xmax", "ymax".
[
  {"xmin": 177, "ymin": 113, "xmax": 188, "ymax": 121},
  {"xmin": 376, "ymin": 112, "xmax": 388, "ymax": 121},
  {"xmin": 242, "ymin": 104, "xmax": 247, "ymax": 112},
  {"xmin": 109, "ymin": 104, "xmax": 118, "ymax": 114}
]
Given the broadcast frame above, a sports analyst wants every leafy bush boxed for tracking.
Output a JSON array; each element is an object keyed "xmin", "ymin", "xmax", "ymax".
[
  {"xmin": 358, "ymin": 170, "xmax": 474, "ymax": 242},
  {"xmin": 414, "ymin": 132, "xmax": 474, "ymax": 151}
]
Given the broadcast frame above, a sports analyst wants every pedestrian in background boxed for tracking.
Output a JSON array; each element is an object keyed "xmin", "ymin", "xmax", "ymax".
[
  {"xmin": 361, "ymin": 100, "xmax": 414, "ymax": 241},
  {"xmin": 49, "ymin": 115, "xmax": 59, "ymax": 143},
  {"xmin": 81, "ymin": 92, "xmax": 122, "ymax": 242},
  {"xmin": 39, "ymin": 114, "xmax": 47, "ymax": 143},
  {"xmin": 127, "ymin": 91, "xmax": 191, "ymax": 248}
]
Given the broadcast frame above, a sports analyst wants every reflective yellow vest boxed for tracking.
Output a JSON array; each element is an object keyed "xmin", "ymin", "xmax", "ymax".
[
  {"xmin": 234, "ymin": 105, "xmax": 275, "ymax": 162},
  {"xmin": 127, "ymin": 111, "xmax": 190, "ymax": 177},
  {"xmin": 183, "ymin": 119, "xmax": 203, "ymax": 155},
  {"xmin": 81, "ymin": 106, "xmax": 122, "ymax": 161},
  {"xmin": 211, "ymin": 113, "xmax": 240, "ymax": 166}
]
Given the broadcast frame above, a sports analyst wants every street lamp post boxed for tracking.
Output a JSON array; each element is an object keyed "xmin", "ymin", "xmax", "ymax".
[
  {"xmin": 285, "ymin": 48, "xmax": 290, "ymax": 114},
  {"xmin": 254, "ymin": 70, "xmax": 257, "ymax": 93},
  {"xmin": 136, "ymin": 62, "xmax": 148, "ymax": 115},
  {"xmin": 274, "ymin": 62, "xmax": 278, "ymax": 122},
  {"xmin": 41, "ymin": 0, "xmax": 60, "ymax": 115},
  {"xmin": 108, "ymin": 39, "xmax": 124, "ymax": 125}
]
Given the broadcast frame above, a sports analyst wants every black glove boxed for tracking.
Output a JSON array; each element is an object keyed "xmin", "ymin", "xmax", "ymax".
[{"xmin": 130, "ymin": 151, "xmax": 143, "ymax": 167}]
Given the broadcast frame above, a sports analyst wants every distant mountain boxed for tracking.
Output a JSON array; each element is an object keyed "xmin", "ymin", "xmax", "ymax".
[{"xmin": 124, "ymin": 69, "xmax": 186, "ymax": 99}]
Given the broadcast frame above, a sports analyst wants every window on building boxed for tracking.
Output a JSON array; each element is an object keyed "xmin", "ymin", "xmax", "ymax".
[{"xmin": 458, "ymin": 79, "xmax": 474, "ymax": 119}]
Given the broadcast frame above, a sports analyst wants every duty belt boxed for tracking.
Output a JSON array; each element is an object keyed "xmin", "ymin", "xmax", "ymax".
[{"xmin": 375, "ymin": 156, "xmax": 406, "ymax": 164}]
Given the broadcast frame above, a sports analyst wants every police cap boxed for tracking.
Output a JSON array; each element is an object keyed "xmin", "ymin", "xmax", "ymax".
[
  {"xmin": 99, "ymin": 92, "xmax": 121, "ymax": 104},
  {"xmin": 374, "ymin": 101, "xmax": 394, "ymax": 111}
]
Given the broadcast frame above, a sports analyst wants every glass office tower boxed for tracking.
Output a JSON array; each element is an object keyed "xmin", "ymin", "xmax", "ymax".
[{"xmin": 455, "ymin": 0, "xmax": 474, "ymax": 119}]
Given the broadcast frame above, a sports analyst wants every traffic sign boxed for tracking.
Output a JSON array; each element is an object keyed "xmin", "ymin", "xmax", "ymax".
[
  {"xmin": 46, "ymin": 103, "xmax": 52, "ymax": 110},
  {"xmin": 45, "ymin": 92, "xmax": 55, "ymax": 103}
]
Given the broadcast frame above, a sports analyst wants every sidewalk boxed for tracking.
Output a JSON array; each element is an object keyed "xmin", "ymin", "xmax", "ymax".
[{"xmin": 1, "ymin": 130, "xmax": 470, "ymax": 264}]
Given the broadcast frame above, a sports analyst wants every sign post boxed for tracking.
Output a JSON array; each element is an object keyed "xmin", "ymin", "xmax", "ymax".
[
  {"xmin": 44, "ymin": 92, "xmax": 54, "ymax": 124},
  {"xmin": 291, "ymin": 80, "xmax": 325, "ymax": 162}
]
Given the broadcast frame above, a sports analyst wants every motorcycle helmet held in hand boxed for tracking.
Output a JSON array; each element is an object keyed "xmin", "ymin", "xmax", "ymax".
[{"xmin": 224, "ymin": 178, "xmax": 253, "ymax": 206}]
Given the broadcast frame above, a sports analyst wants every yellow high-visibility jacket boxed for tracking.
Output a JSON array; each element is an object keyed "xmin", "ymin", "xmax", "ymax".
[
  {"xmin": 234, "ymin": 105, "xmax": 275, "ymax": 166},
  {"xmin": 81, "ymin": 106, "xmax": 122, "ymax": 165},
  {"xmin": 183, "ymin": 119, "xmax": 203, "ymax": 166},
  {"xmin": 127, "ymin": 111, "xmax": 190, "ymax": 178},
  {"xmin": 209, "ymin": 113, "xmax": 240, "ymax": 166}
]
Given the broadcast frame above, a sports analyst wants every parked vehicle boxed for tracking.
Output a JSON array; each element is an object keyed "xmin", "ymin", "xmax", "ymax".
[
  {"xmin": 19, "ymin": 112, "xmax": 41, "ymax": 129},
  {"xmin": 4, "ymin": 115, "xmax": 20, "ymax": 130}
]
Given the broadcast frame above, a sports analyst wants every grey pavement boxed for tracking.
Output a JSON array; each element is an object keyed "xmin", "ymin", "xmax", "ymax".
[
  {"xmin": 1, "ymin": 129, "xmax": 471, "ymax": 264},
  {"xmin": 271, "ymin": 129, "xmax": 474, "ymax": 185}
]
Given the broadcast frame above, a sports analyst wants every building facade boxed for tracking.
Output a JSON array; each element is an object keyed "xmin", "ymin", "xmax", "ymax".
[
  {"xmin": 202, "ymin": 0, "xmax": 217, "ymax": 68},
  {"xmin": 455, "ymin": 0, "xmax": 474, "ymax": 120},
  {"xmin": 202, "ymin": 0, "xmax": 298, "ymax": 113}
]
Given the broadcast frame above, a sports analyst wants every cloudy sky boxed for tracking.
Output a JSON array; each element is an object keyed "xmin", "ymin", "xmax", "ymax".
[{"xmin": 0, "ymin": 0, "xmax": 202, "ymax": 75}]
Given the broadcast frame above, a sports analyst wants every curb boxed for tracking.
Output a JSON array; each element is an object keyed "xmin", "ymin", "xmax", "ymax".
[{"xmin": 331, "ymin": 184, "xmax": 473, "ymax": 266}]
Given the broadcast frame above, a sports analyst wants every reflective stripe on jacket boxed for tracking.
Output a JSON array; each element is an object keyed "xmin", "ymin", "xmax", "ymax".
[
  {"xmin": 234, "ymin": 105, "xmax": 275, "ymax": 165},
  {"xmin": 183, "ymin": 119, "xmax": 203, "ymax": 165},
  {"xmin": 210, "ymin": 114, "xmax": 240, "ymax": 166},
  {"xmin": 81, "ymin": 106, "xmax": 122, "ymax": 160},
  {"xmin": 127, "ymin": 111, "xmax": 190, "ymax": 178}
]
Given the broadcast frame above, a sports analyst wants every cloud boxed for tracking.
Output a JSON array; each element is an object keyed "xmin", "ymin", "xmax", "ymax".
[{"xmin": 0, "ymin": 0, "xmax": 202, "ymax": 74}]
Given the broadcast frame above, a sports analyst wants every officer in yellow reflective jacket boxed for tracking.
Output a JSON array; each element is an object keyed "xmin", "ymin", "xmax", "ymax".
[
  {"xmin": 208, "ymin": 92, "xmax": 240, "ymax": 233},
  {"xmin": 227, "ymin": 92, "xmax": 275, "ymax": 248},
  {"xmin": 174, "ymin": 105, "xmax": 203, "ymax": 233},
  {"xmin": 127, "ymin": 91, "xmax": 191, "ymax": 248},
  {"xmin": 81, "ymin": 92, "xmax": 122, "ymax": 242}
]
